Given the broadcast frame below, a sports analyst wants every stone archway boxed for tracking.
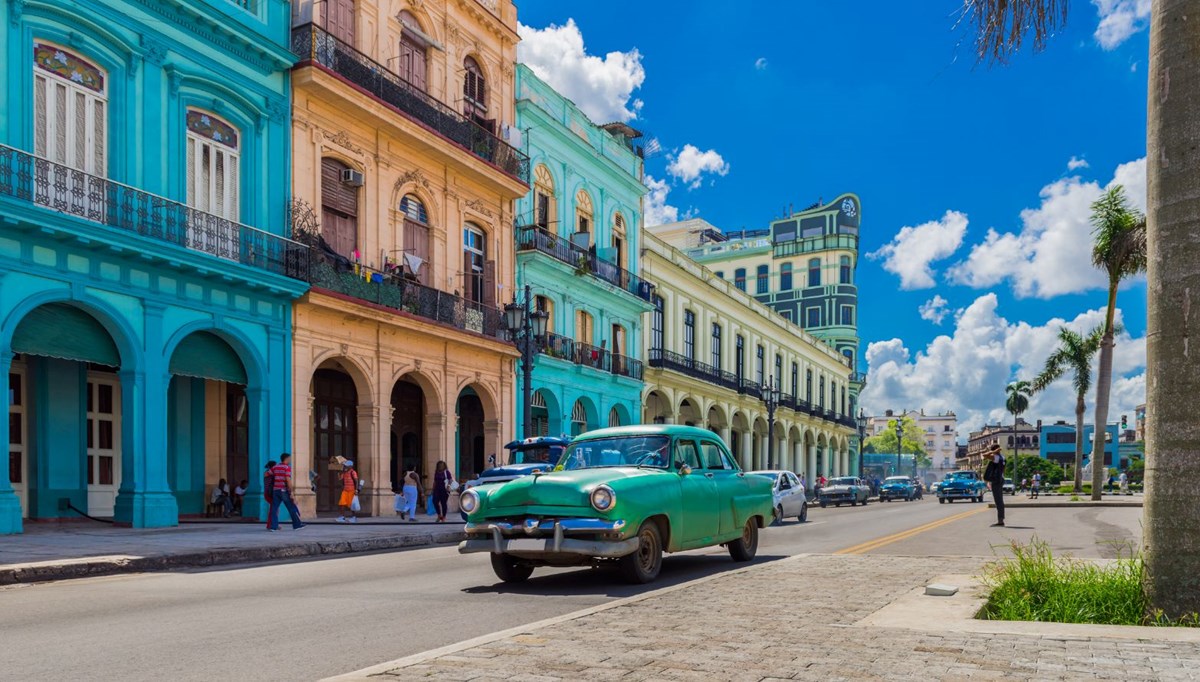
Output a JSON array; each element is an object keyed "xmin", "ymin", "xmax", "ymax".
[
  {"xmin": 532, "ymin": 388, "xmax": 562, "ymax": 436},
  {"xmin": 644, "ymin": 389, "xmax": 672, "ymax": 424},
  {"xmin": 678, "ymin": 398, "xmax": 701, "ymax": 427}
]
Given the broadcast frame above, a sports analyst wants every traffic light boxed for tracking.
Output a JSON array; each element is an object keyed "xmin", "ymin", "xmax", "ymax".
[{"xmin": 1121, "ymin": 415, "xmax": 1128, "ymax": 430}]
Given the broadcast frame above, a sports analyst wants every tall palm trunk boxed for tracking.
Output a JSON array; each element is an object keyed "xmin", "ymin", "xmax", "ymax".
[
  {"xmin": 1089, "ymin": 284, "xmax": 1119, "ymax": 501},
  {"xmin": 1145, "ymin": 0, "xmax": 1200, "ymax": 619},
  {"xmin": 1073, "ymin": 395, "xmax": 1085, "ymax": 493}
]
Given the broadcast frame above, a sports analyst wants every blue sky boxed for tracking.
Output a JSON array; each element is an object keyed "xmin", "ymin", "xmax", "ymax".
[{"xmin": 516, "ymin": 1, "xmax": 1150, "ymax": 435}]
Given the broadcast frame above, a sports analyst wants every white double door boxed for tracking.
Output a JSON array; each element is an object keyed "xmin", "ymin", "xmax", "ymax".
[{"xmin": 86, "ymin": 374, "xmax": 121, "ymax": 517}]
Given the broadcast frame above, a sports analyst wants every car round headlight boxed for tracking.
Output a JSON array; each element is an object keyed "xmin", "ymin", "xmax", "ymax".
[
  {"xmin": 590, "ymin": 485, "xmax": 616, "ymax": 512},
  {"xmin": 460, "ymin": 489, "xmax": 480, "ymax": 514}
]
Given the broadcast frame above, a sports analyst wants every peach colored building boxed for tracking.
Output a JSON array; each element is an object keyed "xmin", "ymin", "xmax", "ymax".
[{"xmin": 288, "ymin": 0, "xmax": 527, "ymax": 516}]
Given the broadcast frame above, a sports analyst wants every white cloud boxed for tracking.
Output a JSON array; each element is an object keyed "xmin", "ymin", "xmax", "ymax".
[
  {"xmin": 868, "ymin": 210, "xmax": 968, "ymax": 290},
  {"xmin": 754, "ymin": 57, "xmax": 768, "ymax": 70},
  {"xmin": 1068, "ymin": 156, "xmax": 1090, "ymax": 171},
  {"xmin": 1093, "ymin": 0, "xmax": 1151, "ymax": 50},
  {"xmin": 666, "ymin": 145, "xmax": 730, "ymax": 190},
  {"xmin": 947, "ymin": 158, "xmax": 1146, "ymax": 298},
  {"xmin": 860, "ymin": 293, "xmax": 1146, "ymax": 437},
  {"xmin": 643, "ymin": 174, "xmax": 678, "ymax": 227},
  {"xmin": 919, "ymin": 295, "xmax": 952, "ymax": 325},
  {"xmin": 517, "ymin": 19, "xmax": 645, "ymax": 123}
]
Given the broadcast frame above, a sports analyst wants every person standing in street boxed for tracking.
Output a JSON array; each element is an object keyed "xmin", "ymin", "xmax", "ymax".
[
  {"xmin": 1030, "ymin": 472, "xmax": 1041, "ymax": 499},
  {"xmin": 433, "ymin": 460, "xmax": 454, "ymax": 523},
  {"xmin": 262, "ymin": 460, "xmax": 276, "ymax": 529},
  {"xmin": 268, "ymin": 453, "xmax": 306, "ymax": 532},
  {"xmin": 983, "ymin": 444, "xmax": 1006, "ymax": 527},
  {"xmin": 1119, "ymin": 470, "xmax": 1129, "ymax": 495},
  {"xmin": 400, "ymin": 468, "xmax": 420, "ymax": 521},
  {"xmin": 337, "ymin": 460, "xmax": 360, "ymax": 523}
]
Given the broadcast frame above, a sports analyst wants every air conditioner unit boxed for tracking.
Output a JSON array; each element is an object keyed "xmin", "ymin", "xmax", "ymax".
[{"xmin": 341, "ymin": 169, "xmax": 364, "ymax": 187}]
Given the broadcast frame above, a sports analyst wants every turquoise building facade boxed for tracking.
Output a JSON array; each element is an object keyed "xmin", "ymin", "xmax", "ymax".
[
  {"xmin": 513, "ymin": 65, "xmax": 651, "ymax": 440},
  {"xmin": 0, "ymin": 0, "xmax": 306, "ymax": 533}
]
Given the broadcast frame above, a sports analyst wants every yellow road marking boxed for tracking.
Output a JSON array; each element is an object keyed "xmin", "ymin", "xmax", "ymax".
[{"xmin": 834, "ymin": 506, "xmax": 989, "ymax": 555}]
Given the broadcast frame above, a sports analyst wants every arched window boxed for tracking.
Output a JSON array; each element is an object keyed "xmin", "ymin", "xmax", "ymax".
[
  {"xmin": 185, "ymin": 110, "xmax": 240, "ymax": 222},
  {"xmin": 571, "ymin": 400, "xmax": 588, "ymax": 436},
  {"xmin": 34, "ymin": 44, "xmax": 107, "ymax": 178},
  {"xmin": 574, "ymin": 189, "xmax": 593, "ymax": 245},
  {"xmin": 780, "ymin": 262, "xmax": 793, "ymax": 290},
  {"xmin": 608, "ymin": 406, "xmax": 622, "ymax": 428},
  {"xmin": 463, "ymin": 56, "xmax": 487, "ymax": 123},
  {"xmin": 533, "ymin": 165, "xmax": 555, "ymax": 230},
  {"xmin": 840, "ymin": 255, "xmax": 852, "ymax": 284},
  {"xmin": 808, "ymin": 258, "xmax": 822, "ymax": 287},
  {"xmin": 756, "ymin": 264, "xmax": 769, "ymax": 294},
  {"xmin": 397, "ymin": 11, "xmax": 428, "ymax": 91},
  {"xmin": 612, "ymin": 212, "xmax": 627, "ymax": 270},
  {"xmin": 462, "ymin": 222, "xmax": 491, "ymax": 304},
  {"xmin": 320, "ymin": 157, "xmax": 359, "ymax": 256},
  {"xmin": 398, "ymin": 194, "xmax": 429, "ymax": 283}
]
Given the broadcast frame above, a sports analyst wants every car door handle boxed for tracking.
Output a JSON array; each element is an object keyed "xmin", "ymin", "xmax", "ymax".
[{"xmin": 704, "ymin": 473, "xmax": 714, "ymax": 479}]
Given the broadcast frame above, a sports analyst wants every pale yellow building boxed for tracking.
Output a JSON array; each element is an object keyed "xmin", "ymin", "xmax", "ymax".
[
  {"xmin": 641, "ymin": 233, "xmax": 856, "ymax": 489},
  {"xmin": 288, "ymin": 0, "xmax": 527, "ymax": 516}
]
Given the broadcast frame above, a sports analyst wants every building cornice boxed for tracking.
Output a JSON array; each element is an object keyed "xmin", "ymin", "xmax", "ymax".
[{"xmin": 129, "ymin": 0, "xmax": 295, "ymax": 73}]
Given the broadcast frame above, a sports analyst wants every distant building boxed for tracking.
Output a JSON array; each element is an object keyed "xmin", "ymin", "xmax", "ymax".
[
  {"xmin": 1135, "ymin": 403, "xmax": 1147, "ymax": 442},
  {"xmin": 962, "ymin": 418, "xmax": 1040, "ymax": 469},
  {"xmin": 1039, "ymin": 421, "xmax": 1120, "ymax": 470},
  {"xmin": 865, "ymin": 409, "xmax": 958, "ymax": 484}
]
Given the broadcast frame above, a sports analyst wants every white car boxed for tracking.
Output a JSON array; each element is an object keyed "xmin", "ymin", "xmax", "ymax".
[
  {"xmin": 749, "ymin": 470, "xmax": 808, "ymax": 524},
  {"xmin": 1003, "ymin": 478, "xmax": 1015, "ymax": 495}
]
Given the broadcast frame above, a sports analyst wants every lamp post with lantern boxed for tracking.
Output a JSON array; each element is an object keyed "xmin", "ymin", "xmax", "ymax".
[
  {"xmin": 764, "ymin": 375, "xmax": 781, "ymax": 469},
  {"xmin": 894, "ymin": 419, "xmax": 903, "ymax": 476},
  {"xmin": 503, "ymin": 284, "xmax": 549, "ymax": 440}
]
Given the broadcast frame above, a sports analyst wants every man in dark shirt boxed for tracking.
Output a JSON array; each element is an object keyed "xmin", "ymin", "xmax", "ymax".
[
  {"xmin": 267, "ymin": 453, "xmax": 306, "ymax": 532},
  {"xmin": 983, "ymin": 444, "xmax": 1007, "ymax": 527}
]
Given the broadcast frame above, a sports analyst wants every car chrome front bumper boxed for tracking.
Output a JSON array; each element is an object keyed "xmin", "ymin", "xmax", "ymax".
[{"xmin": 458, "ymin": 518, "xmax": 637, "ymax": 558}]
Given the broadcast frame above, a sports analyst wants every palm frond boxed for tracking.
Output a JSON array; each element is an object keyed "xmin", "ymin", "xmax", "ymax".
[
  {"xmin": 1091, "ymin": 185, "xmax": 1148, "ymax": 282},
  {"xmin": 964, "ymin": 0, "xmax": 1069, "ymax": 64}
]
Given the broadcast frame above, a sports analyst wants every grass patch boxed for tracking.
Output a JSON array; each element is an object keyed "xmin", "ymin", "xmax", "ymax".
[{"xmin": 979, "ymin": 539, "xmax": 1200, "ymax": 627}]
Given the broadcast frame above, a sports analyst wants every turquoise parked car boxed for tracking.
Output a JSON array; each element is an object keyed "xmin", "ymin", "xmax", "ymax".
[{"xmin": 458, "ymin": 425, "xmax": 774, "ymax": 584}]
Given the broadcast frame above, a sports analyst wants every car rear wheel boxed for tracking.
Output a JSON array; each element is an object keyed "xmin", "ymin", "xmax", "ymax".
[
  {"xmin": 862, "ymin": 497, "xmax": 869, "ymax": 506},
  {"xmin": 798, "ymin": 503, "xmax": 808, "ymax": 523},
  {"xmin": 850, "ymin": 499, "xmax": 857, "ymax": 507},
  {"xmin": 819, "ymin": 500, "xmax": 827, "ymax": 508},
  {"xmin": 620, "ymin": 521, "xmax": 663, "ymax": 584},
  {"xmin": 490, "ymin": 553, "xmax": 534, "ymax": 583},
  {"xmin": 939, "ymin": 498, "xmax": 947, "ymax": 504},
  {"xmin": 728, "ymin": 518, "xmax": 759, "ymax": 562}
]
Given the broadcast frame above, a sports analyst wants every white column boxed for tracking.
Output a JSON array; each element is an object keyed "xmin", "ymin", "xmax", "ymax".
[{"xmin": 739, "ymin": 431, "xmax": 752, "ymax": 471}]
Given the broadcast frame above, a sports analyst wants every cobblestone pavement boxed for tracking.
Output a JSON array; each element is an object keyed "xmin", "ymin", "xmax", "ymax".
[{"xmin": 368, "ymin": 554, "xmax": 1200, "ymax": 681}]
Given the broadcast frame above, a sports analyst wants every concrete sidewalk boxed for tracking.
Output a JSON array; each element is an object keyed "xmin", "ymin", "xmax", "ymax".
[
  {"xmin": 996, "ymin": 492, "xmax": 1143, "ymax": 508},
  {"xmin": 0, "ymin": 513, "xmax": 464, "ymax": 585},
  {"xmin": 348, "ymin": 551, "xmax": 1200, "ymax": 681}
]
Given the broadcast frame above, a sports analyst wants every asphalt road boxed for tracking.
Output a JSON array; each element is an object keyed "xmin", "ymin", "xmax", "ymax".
[{"xmin": 0, "ymin": 498, "xmax": 1141, "ymax": 681}]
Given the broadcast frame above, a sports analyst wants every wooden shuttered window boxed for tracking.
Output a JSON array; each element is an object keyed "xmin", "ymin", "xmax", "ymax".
[{"xmin": 320, "ymin": 158, "xmax": 358, "ymax": 257}]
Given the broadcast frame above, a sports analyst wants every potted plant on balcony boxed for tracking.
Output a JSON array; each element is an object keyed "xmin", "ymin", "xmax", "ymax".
[{"xmin": 574, "ymin": 254, "xmax": 593, "ymax": 277}]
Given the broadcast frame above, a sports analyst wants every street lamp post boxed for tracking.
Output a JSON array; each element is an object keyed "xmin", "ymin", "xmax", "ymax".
[
  {"xmin": 856, "ymin": 408, "xmax": 867, "ymax": 479},
  {"xmin": 894, "ymin": 419, "xmax": 903, "ymax": 476},
  {"xmin": 764, "ymin": 375, "xmax": 781, "ymax": 470},
  {"xmin": 503, "ymin": 284, "xmax": 549, "ymax": 440}
]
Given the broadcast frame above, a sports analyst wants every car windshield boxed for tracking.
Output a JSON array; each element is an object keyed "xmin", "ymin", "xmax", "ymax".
[
  {"xmin": 557, "ymin": 436, "xmax": 672, "ymax": 470},
  {"xmin": 885, "ymin": 477, "xmax": 909, "ymax": 483},
  {"xmin": 511, "ymin": 445, "xmax": 562, "ymax": 465},
  {"xmin": 829, "ymin": 477, "xmax": 857, "ymax": 486},
  {"xmin": 946, "ymin": 472, "xmax": 976, "ymax": 480}
]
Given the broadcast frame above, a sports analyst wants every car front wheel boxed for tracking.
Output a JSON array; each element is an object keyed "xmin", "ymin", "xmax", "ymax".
[
  {"xmin": 772, "ymin": 505, "xmax": 784, "ymax": 526},
  {"xmin": 620, "ymin": 521, "xmax": 663, "ymax": 584},
  {"xmin": 819, "ymin": 500, "xmax": 827, "ymax": 508},
  {"xmin": 728, "ymin": 518, "xmax": 759, "ymax": 562},
  {"xmin": 490, "ymin": 553, "xmax": 534, "ymax": 583}
]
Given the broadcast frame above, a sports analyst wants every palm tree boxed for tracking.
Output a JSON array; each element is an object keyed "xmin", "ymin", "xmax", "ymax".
[
  {"xmin": 1031, "ymin": 327, "xmax": 1103, "ymax": 493},
  {"xmin": 1005, "ymin": 380, "xmax": 1032, "ymax": 460},
  {"xmin": 965, "ymin": 0, "xmax": 1200, "ymax": 621},
  {"xmin": 1087, "ymin": 186, "xmax": 1146, "ymax": 500}
]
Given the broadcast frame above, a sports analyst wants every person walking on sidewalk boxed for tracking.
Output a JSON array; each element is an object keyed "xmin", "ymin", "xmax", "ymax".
[
  {"xmin": 1030, "ymin": 472, "xmax": 1041, "ymax": 499},
  {"xmin": 337, "ymin": 460, "xmax": 360, "ymax": 523},
  {"xmin": 268, "ymin": 453, "xmax": 306, "ymax": 532},
  {"xmin": 398, "ymin": 468, "xmax": 420, "ymax": 521},
  {"xmin": 983, "ymin": 444, "xmax": 1006, "ymax": 527},
  {"xmin": 433, "ymin": 461, "xmax": 454, "ymax": 522},
  {"xmin": 262, "ymin": 461, "xmax": 276, "ymax": 529}
]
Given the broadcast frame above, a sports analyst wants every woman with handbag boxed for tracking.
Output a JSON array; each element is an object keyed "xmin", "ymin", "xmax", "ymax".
[{"xmin": 432, "ymin": 460, "xmax": 455, "ymax": 522}]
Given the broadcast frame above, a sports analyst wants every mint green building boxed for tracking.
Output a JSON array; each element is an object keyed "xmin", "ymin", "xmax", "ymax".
[{"xmin": 512, "ymin": 65, "xmax": 651, "ymax": 439}]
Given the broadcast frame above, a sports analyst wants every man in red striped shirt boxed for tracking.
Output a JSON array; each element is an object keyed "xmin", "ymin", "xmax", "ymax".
[{"xmin": 267, "ymin": 453, "xmax": 306, "ymax": 532}]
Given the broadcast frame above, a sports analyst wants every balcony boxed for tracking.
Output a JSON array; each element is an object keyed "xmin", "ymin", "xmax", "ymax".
[
  {"xmin": 0, "ymin": 144, "xmax": 308, "ymax": 280},
  {"xmin": 305, "ymin": 257, "xmax": 504, "ymax": 337},
  {"xmin": 772, "ymin": 233, "xmax": 859, "ymax": 258},
  {"xmin": 647, "ymin": 349, "xmax": 740, "ymax": 392},
  {"xmin": 540, "ymin": 332, "xmax": 643, "ymax": 381},
  {"xmin": 291, "ymin": 23, "xmax": 529, "ymax": 185},
  {"xmin": 516, "ymin": 225, "xmax": 653, "ymax": 301}
]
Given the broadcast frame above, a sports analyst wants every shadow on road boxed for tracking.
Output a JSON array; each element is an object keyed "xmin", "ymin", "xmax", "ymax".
[{"xmin": 461, "ymin": 553, "xmax": 791, "ymax": 598}]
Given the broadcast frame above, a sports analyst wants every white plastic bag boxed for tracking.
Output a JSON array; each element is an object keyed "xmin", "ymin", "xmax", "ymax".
[{"xmin": 350, "ymin": 495, "xmax": 361, "ymax": 512}]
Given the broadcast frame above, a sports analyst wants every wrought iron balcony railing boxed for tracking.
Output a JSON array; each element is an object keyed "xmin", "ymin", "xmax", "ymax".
[
  {"xmin": 739, "ymin": 378, "xmax": 763, "ymax": 399},
  {"xmin": 539, "ymin": 332, "xmax": 642, "ymax": 380},
  {"xmin": 772, "ymin": 233, "xmax": 859, "ymax": 259},
  {"xmin": 516, "ymin": 225, "xmax": 653, "ymax": 301},
  {"xmin": 291, "ymin": 23, "xmax": 529, "ymax": 184},
  {"xmin": 0, "ymin": 144, "xmax": 308, "ymax": 280},
  {"xmin": 306, "ymin": 258, "xmax": 504, "ymax": 337},
  {"xmin": 647, "ymin": 349, "xmax": 741, "ymax": 392}
]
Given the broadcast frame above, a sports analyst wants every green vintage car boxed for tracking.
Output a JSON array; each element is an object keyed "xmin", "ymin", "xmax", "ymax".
[{"xmin": 457, "ymin": 425, "xmax": 775, "ymax": 584}]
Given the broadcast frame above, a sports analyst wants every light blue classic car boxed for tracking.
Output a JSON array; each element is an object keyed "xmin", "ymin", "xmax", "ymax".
[
  {"xmin": 936, "ymin": 470, "xmax": 987, "ymax": 503},
  {"xmin": 879, "ymin": 476, "xmax": 917, "ymax": 502}
]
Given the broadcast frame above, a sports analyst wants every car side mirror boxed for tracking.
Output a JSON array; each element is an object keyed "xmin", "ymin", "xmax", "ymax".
[{"xmin": 679, "ymin": 464, "xmax": 692, "ymax": 476}]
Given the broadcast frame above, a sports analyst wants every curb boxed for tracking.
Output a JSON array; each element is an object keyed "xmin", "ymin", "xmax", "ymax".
[
  {"xmin": 990, "ymin": 502, "xmax": 1143, "ymax": 508},
  {"xmin": 0, "ymin": 530, "xmax": 465, "ymax": 586}
]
